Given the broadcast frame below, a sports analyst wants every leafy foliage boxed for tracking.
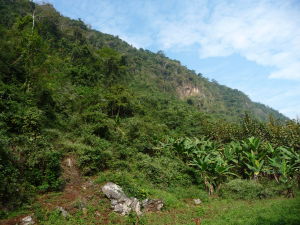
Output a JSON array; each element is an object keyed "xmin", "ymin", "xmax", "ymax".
[
  {"xmin": 157, "ymin": 136, "xmax": 300, "ymax": 195},
  {"xmin": 0, "ymin": 0, "xmax": 299, "ymax": 214}
]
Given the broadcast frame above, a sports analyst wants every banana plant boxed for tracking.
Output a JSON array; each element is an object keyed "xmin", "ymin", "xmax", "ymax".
[
  {"xmin": 222, "ymin": 142, "xmax": 241, "ymax": 164},
  {"xmin": 190, "ymin": 152, "xmax": 236, "ymax": 195},
  {"xmin": 268, "ymin": 146, "xmax": 300, "ymax": 183},
  {"xmin": 189, "ymin": 154, "xmax": 214, "ymax": 194},
  {"xmin": 172, "ymin": 137, "xmax": 200, "ymax": 159},
  {"xmin": 242, "ymin": 137, "xmax": 261, "ymax": 151},
  {"xmin": 243, "ymin": 150, "xmax": 265, "ymax": 179}
]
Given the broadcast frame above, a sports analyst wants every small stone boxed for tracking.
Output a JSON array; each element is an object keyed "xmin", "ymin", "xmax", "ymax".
[
  {"xmin": 67, "ymin": 158, "xmax": 72, "ymax": 167},
  {"xmin": 95, "ymin": 211, "xmax": 101, "ymax": 217},
  {"xmin": 21, "ymin": 215, "xmax": 35, "ymax": 225},
  {"xmin": 82, "ymin": 208, "xmax": 88, "ymax": 216},
  {"xmin": 193, "ymin": 199, "xmax": 202, "ymax": 205},
  {"xmin": 56, "ymin": 206, "xmax": 69, "ymax": 217}
]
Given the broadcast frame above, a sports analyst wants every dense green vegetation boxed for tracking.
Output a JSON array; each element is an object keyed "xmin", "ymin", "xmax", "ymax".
[{"xmin": 0, "ymin": 0, "xmax": 299, "ymax": 224}]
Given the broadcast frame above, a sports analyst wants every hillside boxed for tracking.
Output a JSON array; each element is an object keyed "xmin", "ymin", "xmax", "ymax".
[
  {"xmin": 1, "ymin": 0, "xmax": 286, "ymax": 122},
  {"xmin": 0, "ymin": 1, "xmax": 299, "ymax": 224},
  {"xmin": 84, "ymin": 29, "xmax": 287, "ymax": 121}
]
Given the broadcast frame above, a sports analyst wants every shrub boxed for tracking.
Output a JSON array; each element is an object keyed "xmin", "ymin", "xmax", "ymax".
[
  {"xmin": 16, "ymin": 135, "xmax": 63, "ymax": 192},
  {"xmin": 77, "ymin": 138, "xmax": 112, "ymax": 175},
  {"xmin": 136, "ymin": 153, "xmax": 192, "ymax": 188},
  {"xmin": 220, "ymin": 179, "xmax": 264, "ymax": 200}
]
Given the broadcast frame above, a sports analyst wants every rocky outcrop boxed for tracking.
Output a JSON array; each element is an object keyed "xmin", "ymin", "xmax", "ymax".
[
  {"xmin": 102, "ymin": 182, "xmax": 142, "ymax": 216},
  {"xmin": 142, "ymin": 199, "xmax": 164, "ymax": 212},
  {"xmin": 102, "ymin": 182, "xmax": 163, "ymax": 216},
  {"xmin": 177, "ymin": 83, "xmax": 202, "ymax": 98}
]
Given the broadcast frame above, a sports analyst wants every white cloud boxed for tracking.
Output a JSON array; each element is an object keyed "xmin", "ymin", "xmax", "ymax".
[{"xmin": 156, "ymin": 0, "xmax": 300, "ymax": 80}]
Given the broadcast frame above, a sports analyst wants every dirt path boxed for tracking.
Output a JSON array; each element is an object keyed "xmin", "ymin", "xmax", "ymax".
[
  {"xmin": 0, "ymin": 155, "xmax": 104, "ymax": 224},
  {"xmin": 37, "ymin": 155, "xmax": 102, "ymax": 213}
]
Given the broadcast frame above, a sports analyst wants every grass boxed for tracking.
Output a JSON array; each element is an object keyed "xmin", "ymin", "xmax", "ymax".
[
  {"xmin": 142, "ymin": 195, "xmax": 300, "ymax": 225},
  {"xmin": 2, "ymin": 168, "xmax": 299, "ymax": 224},
  {"xmin": 201, "ymin": 196, "xmax": 300, "ymax": 225},
  {"xmin": 27, "ymin": 191, "xmax": 299, "ymax": 225}
]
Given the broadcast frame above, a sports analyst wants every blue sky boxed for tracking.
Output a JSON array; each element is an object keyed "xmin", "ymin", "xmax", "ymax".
[{"xmin": 35, "ymin": 0, "xmax": 300, "ymax": 119}]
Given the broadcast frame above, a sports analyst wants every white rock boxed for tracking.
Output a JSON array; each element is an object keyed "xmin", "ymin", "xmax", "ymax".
[
  {"xmin": 102, "ymin": 182, "xmax": 163, "ymax": 216},
  {"xmin": 56, "ymin": 206, "xmax": 69, "ymax": 217},
  {"xmin": 21, "ymin": 215, "xmax": 35, "ymax": 225},
  {"xmin": 130, "ymin": 198, "xmax": 142, "ymax": 216},
  {"xmin": 193, "ymin": 199, "xmax": 202, "ymax": 205},
  {"xmin": 102, "ymin": 182, "xmax": 127, "ymax": 200}
]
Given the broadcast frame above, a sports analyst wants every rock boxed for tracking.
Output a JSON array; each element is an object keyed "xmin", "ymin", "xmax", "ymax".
[
  {"xmin": 112, "ymin": 198, "xmax": 132, "ymax": 215},
  {"xmin": 56, "ymin": 206, "xmax": 69, "ymax": 218},
  {"xmin": 102, "ymin": 182, "xmax": 133, "ymax": 215},
  {"xmin": 102, "ymin": 182, "xmax": 127, "ymax": 200},
  {"xmin": 20, "ymin": 215, "xmax": 35, "ymax": 225},
  {"xmin": 102, "ymin": 182, "xmax": 163, "ymax": 216},
  {"xmin": 130, "ymin": 198, "xmax": 142, "ymax": 216},
  {"xmin": 142, "ymin": 199, "xmax": 163, "ymax": 212},
  {"xmin": 193, "ymin": 199, "xmax": 202, "ymax": 205},
  {"xmin": 67, "ymin": 158, "xmax": 72, "ymax": 167},
  {"xmin": 95, "ymin": 211, "xmax": 101, "ymax": 217},
  {"xmin": 82, "ymin": 208, "xmax": 88, "ymax": 216}
]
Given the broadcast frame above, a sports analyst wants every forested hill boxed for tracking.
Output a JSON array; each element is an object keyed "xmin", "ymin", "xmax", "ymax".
[
  {"xmin": 0, "ymin": 0, "xmax": 286, "ymax": 122},
  {"xmin": 2, "ymin": 1, "xmax": 300, "ymax": 222}
]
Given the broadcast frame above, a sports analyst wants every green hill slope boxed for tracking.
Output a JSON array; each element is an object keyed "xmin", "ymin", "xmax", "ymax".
[
  {"xmin": 1, "ymin": 1, "xmax": 299, "ymax": 222},
  {"xmin": 1, "ymin": 0, "xmax": 285, "ymax": 122}
]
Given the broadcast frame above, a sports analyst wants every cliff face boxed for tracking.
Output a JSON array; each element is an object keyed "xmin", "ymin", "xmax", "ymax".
[{"xmin": 177, "ymin": 83, "xmax": 201, "ymax": 99}]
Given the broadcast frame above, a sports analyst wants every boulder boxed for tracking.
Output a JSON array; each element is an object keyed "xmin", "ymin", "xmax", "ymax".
[
  {"xmin": 111, "ymin": 197, "xmax": 133, "ymax": 215},
  {"xmin": 102, "ymin": 182, "xmax": 137, "ymax": 215},
  {"xmin": 102, "ymin": 182, "xmax": 127, "ymax": 200},
  {"xmin": 101, "ymin": 182, "xmax": 159, "ymax": 216}
]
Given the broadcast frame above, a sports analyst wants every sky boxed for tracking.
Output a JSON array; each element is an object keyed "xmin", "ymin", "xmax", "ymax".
[{"xmin": 35, "ymin": 0, "xmax": 300, "ymax": 119}]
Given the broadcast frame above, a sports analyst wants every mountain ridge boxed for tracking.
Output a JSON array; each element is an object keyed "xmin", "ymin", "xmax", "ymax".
[{"xmin": 75, "ymin": 13, "xmax": 287, "ymax": 121}]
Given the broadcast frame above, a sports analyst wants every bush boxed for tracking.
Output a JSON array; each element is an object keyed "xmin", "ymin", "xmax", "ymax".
[
  {"xmin": 0, "ymin": 133, "xmax": 62, "ymax": 209},
  {"xmin": 135, "ymin": 153, "xmax": 192, "ymax": 188},
  {"xmin": 0, "ymin": 145, "xmax": 27, "ymax": 209},
  {"xmin": 17, "ymin": 135, "xmax": 63, "ymax": 192},
  {"xmin": 220, "ymin": 179, "xmax": 264, "ymax": 200},
  {"xmin": 220, "ymin": 178, "xmax": 293, "ymax": 200},
  {"xmin": 77, "ymin": 138, "xmax": 112, "ymax": 175}
]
